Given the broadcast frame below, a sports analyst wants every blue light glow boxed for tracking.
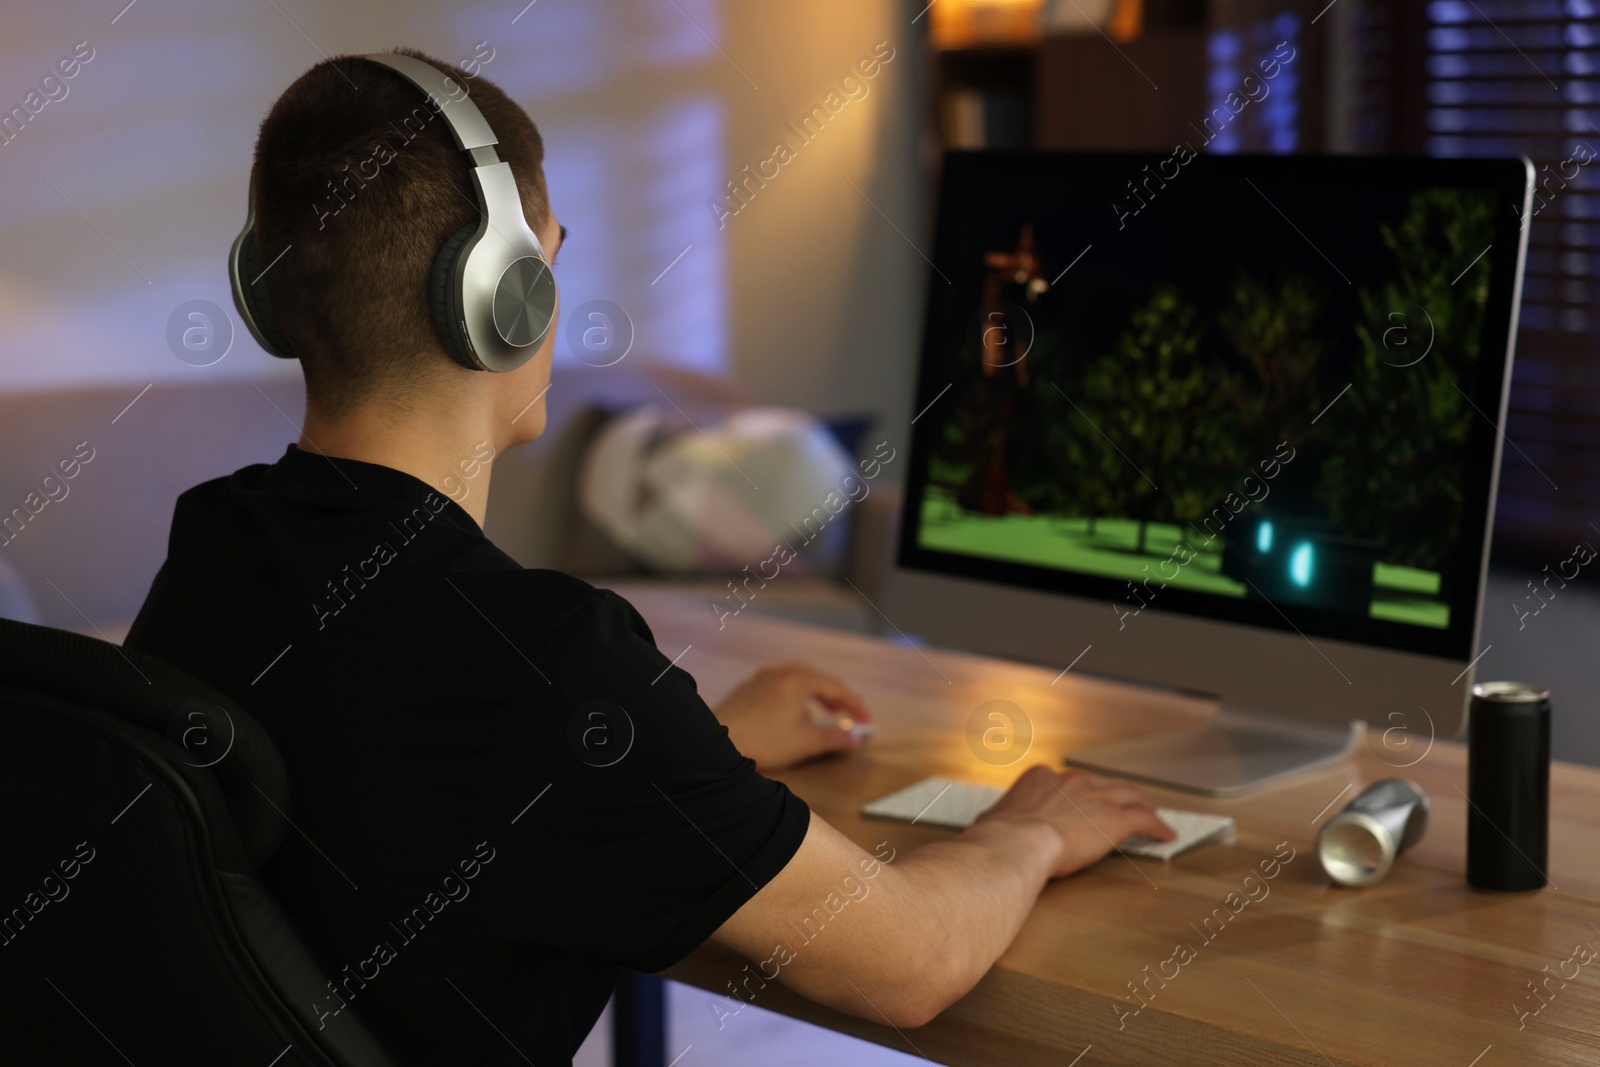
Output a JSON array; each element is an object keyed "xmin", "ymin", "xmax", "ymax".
[
  {"xmin": 1257, "ymin": 521, "xmax": 1274, "ymax": 552},
  {"xmin": 1290, "ymin": 543, "xmax": 1314, "ymax": 587}
]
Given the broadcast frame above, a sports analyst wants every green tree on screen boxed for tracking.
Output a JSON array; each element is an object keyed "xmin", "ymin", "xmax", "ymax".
[
  {"xmin": 1314, "ymin": 188, "xmax": 1496, "ymax": 573},
  {"xmin": 1218, "ymin": 271, "xmax": 1328, "ymax": 456},
  {"xmin": 1066, "ymin": 286, "xmax": 1233, "ymax": 554}
]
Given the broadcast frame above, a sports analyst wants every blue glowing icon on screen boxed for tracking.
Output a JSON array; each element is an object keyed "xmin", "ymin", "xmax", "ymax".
[
  {"xmin": 1289, "ymin": 542, "xmax": 1314, "ymax": 588},
  {"xmin": 1256, "ymin": 520, "xmax": 1274, "ymax": 553}
]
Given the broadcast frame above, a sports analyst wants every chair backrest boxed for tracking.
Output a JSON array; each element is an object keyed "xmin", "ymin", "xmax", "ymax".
[{"xmin": 0, "ymin": 619, "xmax": 400, "ymax": 1066}]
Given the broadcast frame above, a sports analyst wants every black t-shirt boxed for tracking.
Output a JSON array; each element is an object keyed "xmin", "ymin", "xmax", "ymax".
[{"xmin": 126, "ymin": 444, "xmax": 809, "ymax": 1066}]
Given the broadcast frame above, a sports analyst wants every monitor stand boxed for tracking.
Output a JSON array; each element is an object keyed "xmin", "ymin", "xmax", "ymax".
[{"xmin": 1062, "ymin": 710, "xmax": 1363, "ymax": 797}]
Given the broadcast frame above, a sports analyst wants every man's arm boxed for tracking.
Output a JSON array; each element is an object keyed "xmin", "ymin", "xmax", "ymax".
[{"xmin": 711, "ymin": 765, "xmax": 1174, "ymax": 1027}]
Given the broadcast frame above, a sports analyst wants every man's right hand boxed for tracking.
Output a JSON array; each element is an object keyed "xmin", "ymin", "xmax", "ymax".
[
  {"xmin": 713, "ymin": 767, "xmax": 1179, "ymax": 1029},
  {"xmin": 974, "ymin": 765, "xmax": 1175, "ymax": 879}
]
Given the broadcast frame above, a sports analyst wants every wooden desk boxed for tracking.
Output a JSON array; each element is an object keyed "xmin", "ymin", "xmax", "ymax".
[{"xmin": 610, "ymin": 585, "xmax": 1600, "ymax": 1067}]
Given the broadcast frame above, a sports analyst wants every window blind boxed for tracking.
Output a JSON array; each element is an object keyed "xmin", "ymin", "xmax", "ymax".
[{"xmin": 1420, "ymin": 0, "xmax": 1600, "ymax": 555}]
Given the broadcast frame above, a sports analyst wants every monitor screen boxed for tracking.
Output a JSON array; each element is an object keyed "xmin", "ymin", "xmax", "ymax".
[{"xmin": 898, "ymin": 152, "xmax": 1530, "ymax": 662}]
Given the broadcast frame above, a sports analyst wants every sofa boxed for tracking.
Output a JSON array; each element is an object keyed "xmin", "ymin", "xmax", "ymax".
[{"xmin": 0, "ymin": 364, "xmax": 898, "ymax": 644}]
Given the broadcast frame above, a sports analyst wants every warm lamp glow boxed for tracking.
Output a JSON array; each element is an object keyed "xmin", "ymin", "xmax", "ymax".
[
  {"xmin": 1108, "ymin": 0, "xmax": 1143, "ymax": 42},
  {"xmin": 929, "ymin": 0, "xmax": 1045, "ymax": 48}
]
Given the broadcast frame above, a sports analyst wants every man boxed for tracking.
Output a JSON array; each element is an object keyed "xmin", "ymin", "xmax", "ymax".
[{"xmin": 127, "ymin": 48, "xmax": 1172, "ymax": 1066}]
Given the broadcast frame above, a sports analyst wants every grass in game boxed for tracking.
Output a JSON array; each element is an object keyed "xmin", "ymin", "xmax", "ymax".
[{"xmin": 918, "ymin": 491, "xmax": 1449, "ymax": 628}]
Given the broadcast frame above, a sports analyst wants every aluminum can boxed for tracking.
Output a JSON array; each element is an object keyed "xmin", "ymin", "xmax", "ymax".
[
  {"xmin": 1318, "ymin": 778, "xmax": 1430, "ymax": 887},
  {"xmin": 1467, "ymin": 681, "xmax": 1550, "ymax": 892}
]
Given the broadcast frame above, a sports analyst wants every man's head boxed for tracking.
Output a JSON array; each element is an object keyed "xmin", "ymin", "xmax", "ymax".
[{"xmin": 250, "ymin": 47, "xmax": 560, "ymax": 437}]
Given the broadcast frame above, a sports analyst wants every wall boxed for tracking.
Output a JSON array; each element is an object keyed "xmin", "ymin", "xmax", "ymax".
[
  {"xmin": 715, "ymin": 2, "xmax": 927, "ymax": 461},
  {"xmin": 0, "ymin": 0, "xmax": 927, "ymax": 465}
]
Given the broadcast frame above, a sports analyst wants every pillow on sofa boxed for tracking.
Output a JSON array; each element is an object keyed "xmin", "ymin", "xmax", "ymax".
[{"xmin": 578, "ymin": 405, "xmax": 858, "ymax": 577}]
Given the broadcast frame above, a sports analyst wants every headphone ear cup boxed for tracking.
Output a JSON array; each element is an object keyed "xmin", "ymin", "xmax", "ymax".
[
  {"xmin": 430, "ymin": 223, "xmax": 480, "ymax": 369},
  {"xmin": 237, "ymin": 231, "xmax": 295, "ymax": 359}
]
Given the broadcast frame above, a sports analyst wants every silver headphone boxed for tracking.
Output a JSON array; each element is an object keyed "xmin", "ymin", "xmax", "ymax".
[{"xmin": 228, "ymin": 52, "xmax": 556, "ymax": 373}]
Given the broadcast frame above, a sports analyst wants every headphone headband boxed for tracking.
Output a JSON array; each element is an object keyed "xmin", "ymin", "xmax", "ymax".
[
  {"xmin": 228, "ymin": 51, "xmax": 556, "ymax": 373},
  {"xmin": 359, "ymin": 53, "xmax": 499, "ymax": 153}
]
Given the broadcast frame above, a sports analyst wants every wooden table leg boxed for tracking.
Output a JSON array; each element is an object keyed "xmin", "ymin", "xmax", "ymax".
[{"xmin": 611, "ymin": 970, "xmax": 666, "ymax": 1067}]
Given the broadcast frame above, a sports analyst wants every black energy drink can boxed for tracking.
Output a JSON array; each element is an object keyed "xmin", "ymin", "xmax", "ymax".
[{"xmin": 1467, "ymin": 681, "xmax": 1551, "ymax": 891}]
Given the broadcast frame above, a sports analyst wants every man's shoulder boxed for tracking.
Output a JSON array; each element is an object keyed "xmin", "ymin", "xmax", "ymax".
[
  {"xmin": 166, "ymin": 462, "xmax": 286, "ymax": 529},
  {"xmin": 442, "ymin": 560, "xmax": 642, "ymax": 657},
  {"xmin": 177, "ymin": 465, "xmax": 268, "ymax": 503},
  {"xmin": 450, "ymin": 559, "xmax": 600, "ymax": 607}
]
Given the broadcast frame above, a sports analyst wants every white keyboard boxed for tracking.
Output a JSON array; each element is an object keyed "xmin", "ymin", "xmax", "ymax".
[{"xmin": 861, "ymin": 776, "xmax": 1235, "ymax": 861}]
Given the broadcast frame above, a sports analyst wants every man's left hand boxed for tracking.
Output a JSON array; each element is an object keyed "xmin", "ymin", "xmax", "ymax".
[{"xmin": 714, "ymin": 662, "xmax": 872, "ymax": 772}]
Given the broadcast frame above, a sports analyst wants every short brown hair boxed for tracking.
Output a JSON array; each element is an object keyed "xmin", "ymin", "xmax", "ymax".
[{"xmin": 251, "ymin": 47, "xmax": 549, "ymax": 416}]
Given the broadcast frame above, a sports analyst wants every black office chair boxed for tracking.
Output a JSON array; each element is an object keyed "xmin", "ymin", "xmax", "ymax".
[{"xmin": 0, "ymin": 619, "xmax": 399, "ymax": 1066}]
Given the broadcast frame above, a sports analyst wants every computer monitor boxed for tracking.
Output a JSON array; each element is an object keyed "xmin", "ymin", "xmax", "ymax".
[{"xmin": 888, "ymin": 151, "xmax": 1533, "ymax": 795}]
